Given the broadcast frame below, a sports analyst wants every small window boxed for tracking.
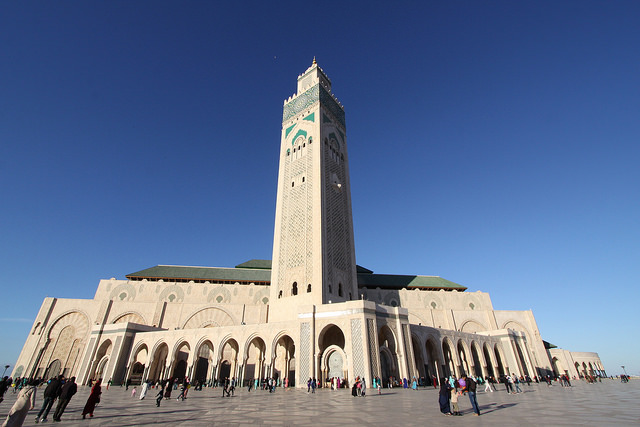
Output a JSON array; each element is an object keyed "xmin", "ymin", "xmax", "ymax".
[
  {"xmin": 278, "ymin": 290, "xmax": 283, "ymax": 299},
  {"xmin": 292, "ymin": 282, "xmax": 298, "ymax": 296},
  {"xmin": 302, "ymin": 177, "xmax": 305, "ymax": 182},
  {"xmin": 307, "ymin": 284, "xmax": 311, "ymax": 293},
  {"xmin": 338, "ymin": 283, "xmax": 343, "ymax": 297},
  {"xmin": 292, "ymin": 182, "xmax": 295, "ymax": 187},
  {"xmin": 309, "ymin": 137, "xmax": 313, "ymax": 143},
  {"xmin": 328, "ymin": 285, "xmax": 332, "ymax": 293}
]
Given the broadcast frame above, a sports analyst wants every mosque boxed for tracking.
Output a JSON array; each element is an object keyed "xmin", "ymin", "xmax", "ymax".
[{"xmin": 12, "ymin": 60, "xmax": 605, "ymax": 387}]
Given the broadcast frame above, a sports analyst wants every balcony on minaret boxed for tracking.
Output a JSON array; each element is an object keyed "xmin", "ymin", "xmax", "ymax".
[{"xmin": 297, "ymin": 58, "xmax": 332, "ymax": 94}]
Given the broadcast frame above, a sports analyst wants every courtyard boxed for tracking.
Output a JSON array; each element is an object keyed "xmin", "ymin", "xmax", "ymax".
[{"xmin": 1, "ymin": 379, "xmax": 637, "ymax": 426}]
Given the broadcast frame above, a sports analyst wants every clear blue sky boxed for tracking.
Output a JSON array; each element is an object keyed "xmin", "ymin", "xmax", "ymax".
[{"xmin": 1, "ymin": 1, "xmax": 638, "ymax": 376}]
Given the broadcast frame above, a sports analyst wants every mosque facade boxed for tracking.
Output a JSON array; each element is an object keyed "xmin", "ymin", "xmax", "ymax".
[{"xmin": 12, "ymin": 61, "xmax": 605, "ymax": 387}]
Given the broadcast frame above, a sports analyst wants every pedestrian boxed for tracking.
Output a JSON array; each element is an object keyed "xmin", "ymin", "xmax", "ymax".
[
  {"xmin": 307, "ymin": 378, "xmax": 311, "ymax": 393},
  {"xmin": 156, "ymin": 384, "xmax": 164, "ymax": 407},
  {"xmin": 461, "ymin": 375, "xmax": 481, "ymax": 416},
  {"xmin": 361, "ymin": 377, "xmax": 366, "ymax": 397},
  {"xmin": 2, "ymin": 379, "xmax": 37, "ymax": 427},
  {"xmin": 139, "ymin": 381, "xmax": 149, "ymax": 400},
  {"xmin": 53, "ymin": 376, "xmax": 77, "ymax": 422},
  {"xmin": 106, "ymin": 378, "xmax": 112, "ymax": 391},
  {"xmin": 484, "ymin": 376, "xmax": 493, "ymax": 392},
  {"xmin": 311, "ymin": 378, "xmax": 316, "ymax": 394},
  {"xmin": 513, "ymin": 374, "xmax": 523, "ymax": 393},
  {"xmin": 438, "ymin": 378, "xmax": 452, "ymax": 416},
  {"xmin": 81, "ymin": 379, "xmax": 102, "ymax": 419},
  {"xmin": 35, "ymin": 375, "xmax": 63, "ymax": 423},
  {"xmin": 131, "ymin": 387, "xmax": 137, "ymax": 398},
  {"xmin": 176, "ymin": 379, "xmax": 188, "ymax": 401}
]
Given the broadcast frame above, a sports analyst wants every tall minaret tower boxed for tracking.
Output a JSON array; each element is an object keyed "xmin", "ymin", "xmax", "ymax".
[{"xmin": 269, "ymin": 60, "xmax": 358, "ymax": 319}]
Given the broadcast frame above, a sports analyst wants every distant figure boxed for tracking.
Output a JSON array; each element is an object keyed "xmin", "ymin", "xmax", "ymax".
[
  {"xmin": 131, "ymin": 387, "xmax": 137, "ymax": 398},
  {"xmin": 35, "ymin": 375, "xmax": 63, "ymax": 423},
  {"xmin": 139, "ymin": 381, "xmax": 149, "ymax": 400},
  {"xmin": 2, "ymin": 379, "xmax": 37, "ymax": 427},
  {"xmin": 81, "ymin": 379, "xmax": 102, "ymax": 419}
]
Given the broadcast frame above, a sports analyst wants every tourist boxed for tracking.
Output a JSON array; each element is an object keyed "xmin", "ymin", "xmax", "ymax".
[
  {"xmin": 361, "ymin": 377, "xmax": 366, "ymax": 397},
  {"xmin": 438, "ymin": 378, "xmax": 453, "ymax": 416},
  {"xmin": 2, "ymin": 379, "xmax": 37, "ymax": 427},
  {"xmin": 53, "ymin": 376, "xmax": 77, "ymax": 422},
  {"xmin": 177, "ymin": 379, "xmax": 188, "ymax": 400},
  {"xmin": 106, "ymin": 378, "xmax": 112, "ymax": 391},
  {"xmin": 411, "ymin": 377, "xmax": 417, "ymax": 390},
  {"xmin": 0, "ymin": 377, "xmax": 10, "ymax": 403},
  {"xmin": 307, "ymin": 378, "xmax": 311, "ymax": 393},
  {"xmin": 139, "ymin": 381, "xmax": 149, "ymax": 400},
  {"xmin": 35, "ymin": 375, "xmax": 63, "ymax": 423},
  {"xmin": 484, "ymin": 376, "xmax": 493, "ymax": 392},
  {"xmin": 81, "ymin": 378, "xmax": 102, "ymax": 419},
  {"xmin": 513, "ymin": 374, "xmax": 522, "ymax": 393},
  {"xmin": 155, "ymin": 384, "xmax": 164, "ymax": 407},
  {"xmin": 222, "ymin": 377, "xmax": 229, "ymax": 397},
  {"xmin": 311, "ymin": 378, "xmax": 316, "ymax": 394},
  {"xmin": 461, "ymin": 375, "xmax": 481, "ymax": 416}
]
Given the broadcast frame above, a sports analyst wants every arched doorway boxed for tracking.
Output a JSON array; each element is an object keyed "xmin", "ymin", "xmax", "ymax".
[
  {"xmin": 482, "ymin": 343, "xmax": 495, "ymax": 378},
  {"xmin": 244, "ymin": 337, "xmax": 266, "ymax": 386},
  {"xmin": 378, "ymin": 325, "xmax": 399, "ymax": 387},
  {"xmin": 172, "ymin": 342, "xmax": 190, "ymax": 381},
  {"xmin": 412, "ymin": 335, "xmax": 426, "ymax": 379},
  {"xmin": 457, "ymin": 340, "xmax": 471, "ymax": 376},
  {"xmin": 442, "ymin": 339, "xmax": 456, "ymax": 378},
  {"xmin": 514, "ymin": 341, "xmax": 529, "ymax": 376},
  {"xmin": 148, "ymin": 343, "xmax": 168, "ymax": 382},
  {"xmin": 194, "ymin": 341, "xmax": 214, "ymax": 384},
  {"xmin": 128, "ymin": 345, "xmax": 148, "ymax": 385},
  {"xmin": 273, "ymin": 334, "xmax": 295, "ymax": 386},
  {"xmin": 218, "ymin": 339, "xmax": 239, "ymax": 382},
  {"xmin": 318, "ymin": 324, "xmax": 346, "ymax": 386},
  {"xmin": 470, "ymin": 342, "xmax": 483, "ymax": 377},
  {"xmin": 45, "ymin": 359, "xmax": 62, "ymax": 379},
  {"xmin": 89, "ymin": 340, "xmax": 112, "ymax": 382},
  {"xmin": 494, "ymin": 344, "xmax": 506, "ymax": 377}
]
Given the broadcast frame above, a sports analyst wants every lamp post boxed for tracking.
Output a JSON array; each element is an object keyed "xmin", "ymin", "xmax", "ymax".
[{"xmin": 2, "ymin": 365, "xmax": 9, "ymax": 377}]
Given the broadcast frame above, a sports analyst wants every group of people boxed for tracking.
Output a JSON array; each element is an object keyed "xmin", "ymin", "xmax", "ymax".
[
  {"xmin": 438, "ymin": 375, "xmax": 481, "ymax": 417},
  {"xmin": 0, "ymin": 375, "xmax": 82, "ymax": 426},
  {"xmin": 350, "ymin": 377, "xmax": 366, "ymax": 397}
]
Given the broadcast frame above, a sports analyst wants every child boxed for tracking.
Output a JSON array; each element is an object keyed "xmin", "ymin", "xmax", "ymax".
[
  {"xmin": 450, "ymin": 388, "xmax": 462, "ymax": 416},
  {"xmin": 131, "ymin": 387, "xmax": 137, "ymax": 398}
]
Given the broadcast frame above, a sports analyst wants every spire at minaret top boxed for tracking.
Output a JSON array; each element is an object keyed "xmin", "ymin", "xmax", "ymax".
[{"xmin": 296, "ymin": 59, "xmax": 332, "ymax": 94}]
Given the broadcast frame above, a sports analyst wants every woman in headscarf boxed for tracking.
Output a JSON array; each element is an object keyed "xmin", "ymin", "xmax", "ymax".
[
  {"xmin": 81, "ymin": 379, "xmax": 102, "ymax": 419},
  {"xmin": 438, "ymin": 378, "xmax": 453, "ymax": 416},
  {"xmin": 2, "ymin": 379, "xmax": 37, "ymax": 427}
]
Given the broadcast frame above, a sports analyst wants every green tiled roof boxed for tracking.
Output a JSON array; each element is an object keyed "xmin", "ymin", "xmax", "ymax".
[
  {"xmin": 126, "ymin": 265, "xmax": 270, "ymax": 283},
  {"xmin": 235, "ymin": 259, "xmax": 272, "ymax": 270},
  {"xmin": 126, "ymin": 261, "xmax": 466, "ymax": 291},
  {"xmin": 357, "ymin": 273, "xmax": 466, "ymax": 291}
]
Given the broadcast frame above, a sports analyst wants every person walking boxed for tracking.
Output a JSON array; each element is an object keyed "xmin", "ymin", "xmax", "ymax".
[
  {"xmin": 35, "ymin": 375, "xmax": 63, "ymax": 423},
  {"xmin": 155, "ymin": 384, "xmax": 164, "ymax": 407},
  {"xmin": 2, "ymin": 379, "xmax": 37, "ymax": 427},
  {"xmin": 139, "ymin": 381, "xmax": 149, "ymax": 400},
  {"xmin": 361, "ymin": 377, "xmax": 366, "ymax": 397},
  {"xmin": 81, "ymin": 379, "xmax": 102, "ymax": 419},
  {"xmin": 53, "ymin": 376, "xmax": 77, "ymax": 422}
]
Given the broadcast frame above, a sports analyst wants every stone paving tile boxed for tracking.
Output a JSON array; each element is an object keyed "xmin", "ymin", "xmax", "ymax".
[{"xmin": 0, "ymin": 380, "xmax": 638, "ymax": 426}]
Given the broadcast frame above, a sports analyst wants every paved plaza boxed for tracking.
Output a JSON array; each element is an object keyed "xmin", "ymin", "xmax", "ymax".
[{"xmin": 1, "ymin": 380, "xmax": 638, "ymax": 426}]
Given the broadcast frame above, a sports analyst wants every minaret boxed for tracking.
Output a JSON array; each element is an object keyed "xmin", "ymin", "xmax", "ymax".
[{"xmin": 269, "ymin": 60, "xmax": 358, "ymax": 319}]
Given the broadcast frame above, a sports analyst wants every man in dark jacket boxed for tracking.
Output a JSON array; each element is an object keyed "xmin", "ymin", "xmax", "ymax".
[
  {"xmin": 53, "ymin": 376, "xmax": 77, "ymax": 422},
  {"xmin": 35, "ymin": 375, "xmax": 63, "ymax": 423},
  {"xmin": 461, "ymin": 375, "xmax": 481, "ymax": 416}
]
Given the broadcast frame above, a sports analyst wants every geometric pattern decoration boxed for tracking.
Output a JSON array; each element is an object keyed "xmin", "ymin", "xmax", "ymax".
[
  {"xmin": 367, "ymin": 319, "xmax": 379, "ymax": 378},
  {"xmin": 350, "ymin": 318, "xmax": 364, "ymax": 379},
  {"xmin": 299, "ymin": 322, "xmax": 311, "ymax": 378},
  {"xmin": 182, "ymin": 307, "xmax": 235, "ymax": 329}
]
